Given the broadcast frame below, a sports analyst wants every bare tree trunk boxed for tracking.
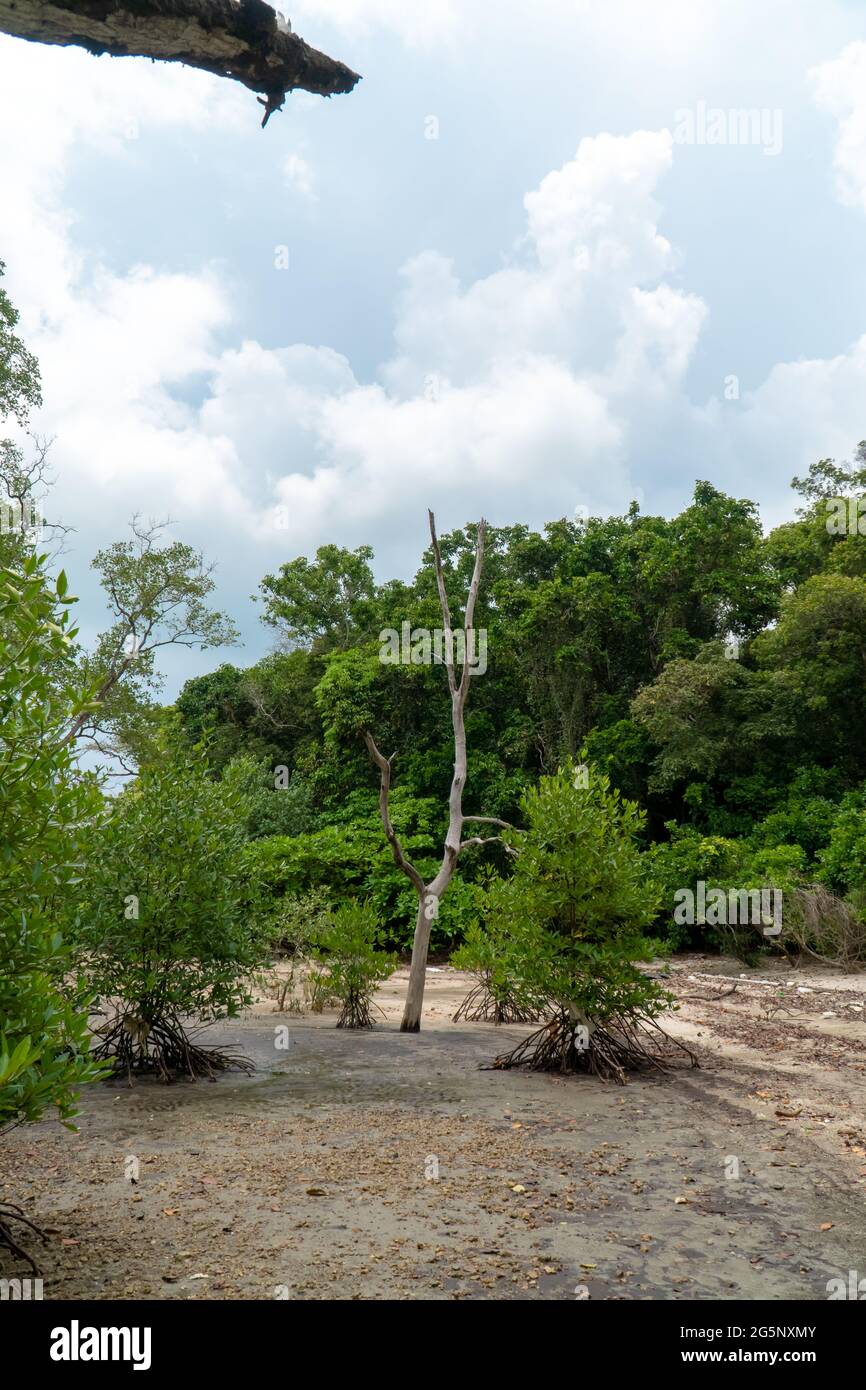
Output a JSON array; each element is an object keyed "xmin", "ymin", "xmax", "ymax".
[
  {"xmin": 0, "ymin": 0, "xmax": 360, "ymax": 124},
  {"xmin": 401, "ymin": 894, "xmax": 434, "ymax": 1033},
  {"xmin": 365, "ymin": 512, "xmax": 513, "ymax": 1035}
]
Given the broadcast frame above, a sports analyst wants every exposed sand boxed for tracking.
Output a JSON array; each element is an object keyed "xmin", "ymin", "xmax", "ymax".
[{"xmin": 2, "ymin": 955, "xmax": 866, "ymax": 1300}]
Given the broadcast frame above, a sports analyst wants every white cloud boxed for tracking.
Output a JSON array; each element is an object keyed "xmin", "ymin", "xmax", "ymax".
[
  {"xmin": 201, "ymin": 129, "xmax": 704, "ymax": 549},
  {"xmin": 0, "ymin": 39, "xmax": 252, "ymax": 533},
  {"xmin": 673, "ymin": 39, "xmax": 866, "ymax": 520},
  {"xmin": 0, "ymin": 97, "xmax": 711, "ymax": 572},
  {"xmin": 0, "ymin": 38, "xmax": 244, "ymax": 329},
  {"xmin": 811, "ymin": 41, "xmax": 866, "ymax": 212},
  {"xmin": 7, "ymin": 14, "xmax": 866, "ymax": 667},
  {"xmin": 524, "ymin": 130, "xmax": 674, "ymax": 276},
  {"xmin": 697, "ymin": 334, "xmax": 866, "ymax": 527},
  {"xmin": 289, "ymin": 0, "xmax": 718, "ymax": 57},
  {"xmin": 290, "ymin": 0, "xmax": 461, "ymax": 48},
  {"xmin": 283, "ymin": 152, "xmax": 317, "ymax": 200}
]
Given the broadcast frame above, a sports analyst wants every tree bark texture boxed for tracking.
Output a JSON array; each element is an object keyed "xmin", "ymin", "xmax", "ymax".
[{"xmin": 0, "ymin": 0, "xmax": 360, "ymax": 123}]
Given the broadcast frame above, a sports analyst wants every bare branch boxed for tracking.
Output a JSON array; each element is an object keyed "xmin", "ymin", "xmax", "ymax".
[
  {"xmin": 0, "ymin": 0, "xmax": 361, "ymax": 126},
  {"xmin": 428, "ymin": 509, "xmax": 456, "ymax": 695},
  {"xmin": 459, "ymin": 517, "xmax": 486, "ymax": 700},
  {"xmin": 458, "ymin": 834, "xmax": 517, "ymax": 856},
  {"xmin": 362, "ymin": 729, "xmax": 424, "ymax": 895}
]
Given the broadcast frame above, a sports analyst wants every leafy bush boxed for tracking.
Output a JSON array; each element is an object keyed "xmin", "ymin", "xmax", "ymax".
[
  {"xmin": 311, "ymin": 900, "xmax": 397, "ymax": 1028},
  {"xmin": 818, "ymin": 791, "xmax": 866, "ymax": 897},
  {"xmin": 486, "ymin": 764, "xmax": 678, "ymax": 1079},
  {"xmin": 222, "ymin": 753, "xmax": 317, "ymax": 840},
  {"xmin": 646, "ymin": 823, "xmax": 805, "ymax": 958},
  {"xmin": 0, "ymin": 559, "xmax": 107, "ymax": 1266},
  {"xmin": 0, "ymin": 560, "xmax": 106, "ymax": 1132},
  {"xmin": 242, "ymin": 789, "xmax": 481, "ymax": 953},
  {"xmin": 75, "ymin": 745, "xmax": 270, "ymax": 1079},
  {"xmin": 451, "ymin": 904, "xmax": 543, "ymax": 1024},
  {"xmin": 256, "ymin": 888, "xmax": 332, "ymax": 1012},
  {"xmin": 644, "ymin": 825, "xmax": 744, "ymax": 950},
  {"xmin": 750, "ymin": 785, "xmax": 838, "ymax": 865}
]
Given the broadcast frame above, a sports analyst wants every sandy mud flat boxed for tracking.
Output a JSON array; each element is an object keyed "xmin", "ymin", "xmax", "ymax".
[{"xmin": 2, "ymin": 956, "xmax": 866, "ymax": 1300}]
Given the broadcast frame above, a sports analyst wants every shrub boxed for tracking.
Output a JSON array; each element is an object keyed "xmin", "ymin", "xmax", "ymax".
[
  {"xmin": 242, "ymin": 790, "xmax": 481, "ymax": 953},
  {"xmin": 221, "ymin": 753, "xmax": 317, "ymax": 840},
  {"xmin": 646, "ymin": 824, "xmax": 806, "ymax": 961},
  {"xmin": 75, "ymin": 745, "xmax": 270, "ymax": 1080},
  {"xmin": 451, "ymin": 890, "xmax": 544, "ymax": 1024},
  {"xmin": 488, "ymin": 764, "xmax": 687, "ymax": 1080},
  {"xmin": 0, "ymin": 558, "xmax": 107, "ymax": 1267},
  {"xmin": 256, "ymin": 888, "xmax": 332, "ymax": 1012},
  {"xmin": 311, "ymin": 900, "xmax": 397, "ymax": 1029},
  {"xmin": 644, "ymin": 825, "xmax": 744, "ymax": 950},
  {"xmin": 783, "ymin": 884, "xmax": 866, "ymax": 970},
  {"xmin": 818, "ymin": 791, "xmax": 866, "ymax": 897},
  {"xmin": 751, "ymin": 797, "xmax": 838, "ymax": 866}
]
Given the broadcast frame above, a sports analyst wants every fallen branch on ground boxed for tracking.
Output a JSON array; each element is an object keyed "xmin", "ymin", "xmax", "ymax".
[{"xmin": 680, "ymin": 983, "xmax": 740, "ymax": 1002}]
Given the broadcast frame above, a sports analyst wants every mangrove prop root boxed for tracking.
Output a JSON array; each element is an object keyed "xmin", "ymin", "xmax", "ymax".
[
  {"xmin": 0, "ymin": 1202, "xmax": 48, "ymax": 1275},
  {"xmin": 452, "ymin": 982, "xmax": 541, "ymax": 1025},
  {"xmin": 335, "ymin": 991, "xmax": 387, "ymax": 1029},
  {"xmin": 336, "ymin": 997, "xmax": 373, "ymax": 1029},
  {"xmin": 489, "ymin": 1011, "xmax": 698, "ymax": 1084},
  {"xmin": 91, "ymin": 1012, "xmax": 254, "ymax": 1082}
]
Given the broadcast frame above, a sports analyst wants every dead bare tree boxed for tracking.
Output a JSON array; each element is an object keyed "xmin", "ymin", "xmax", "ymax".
[
  {"xmin": 0, "ymin": 0, "xmax": 360, "ymax": 126},
  {"xmin": 364, "ymin": 510, "xmax": 512, "ymax": 1033}
]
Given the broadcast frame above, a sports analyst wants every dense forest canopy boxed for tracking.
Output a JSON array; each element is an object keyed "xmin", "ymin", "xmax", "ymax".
[{"xmin": 151, "ymin": 453, "xmax": 866, "ymax": 955}]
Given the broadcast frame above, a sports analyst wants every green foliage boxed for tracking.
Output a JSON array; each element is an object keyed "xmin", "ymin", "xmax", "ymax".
[
  {"xmin": 174, "ymin": 651, "xmax": 323, "ymax": 775},
  {"xmin": 451, "ymin": 888, "xmax": 544, "ymax": 1022},
  {"xmin": 0, "ymin": 557, "xmax": 106, "ymax": 1132},
  {"xmin": 486, "ymin": 764, "xmax": 667, "ymax": 1025},
  {"xmin": 0, "ymin": 261, "xmax": 41, "ymax": 427},
  {"xmin": 646, "ymin": 822, "xmax": 805, "ymax": 955},
  {"xmin": 75, "ymin": 520, "xmax": 239, "ymax": 771},
  {"xmin": 242, "ymin": 790, "xmax": 476, "ymax": 952},
  {"xmin": 8, "ymin": 423, "xmax": 865, "ymax": 999},
  {"xmin": 750, "ymin": 790, "xmax": 838, "ymax": 865},
  {"xmin": 74, "ymin": 745, "xmax": 269, "ymax": 1044},
  {"xmin": 818, "ymin": 792, "xmax": 866, "ymax": 897},
  {"xmin": 645, "ymin": 825, "xmax": 744, "ymax": 949},
  {"xmin": 632, "ymin": 646, "xmax": 778, "ymax": 801},
  {"xmin": 258, "ymin": 543, "xmax": 377, "ymax": 649},
  {"xmin": 311, "ymin": 900, "xmax": 397, "ymax": 1028},
  {"xmin": 256, "ymin": 888, "xmax": 332, "ymax": 1013},
  {"xmin": 222, "ymin": 753, "xmax": 317, "ymax": 840},
  {"xmin": 268, "ymin": 887, "xmax": 332, "ymax": 952}
]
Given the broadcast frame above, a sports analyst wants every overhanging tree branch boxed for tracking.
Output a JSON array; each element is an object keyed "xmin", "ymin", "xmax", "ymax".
[{"xmin": 0, "ymin": 0, "xmax": 361, "ymax": 125}]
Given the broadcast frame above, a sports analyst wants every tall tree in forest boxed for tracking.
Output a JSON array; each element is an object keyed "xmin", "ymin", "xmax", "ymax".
[{"xmin": 71, "ymin": 517, "xmax": 239, "ymax": 772}]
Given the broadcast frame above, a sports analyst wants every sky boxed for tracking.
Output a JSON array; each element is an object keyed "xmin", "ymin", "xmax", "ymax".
[{"xmin": 3, "ymin": 0, "xmax": 866, "ymax": 693}]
